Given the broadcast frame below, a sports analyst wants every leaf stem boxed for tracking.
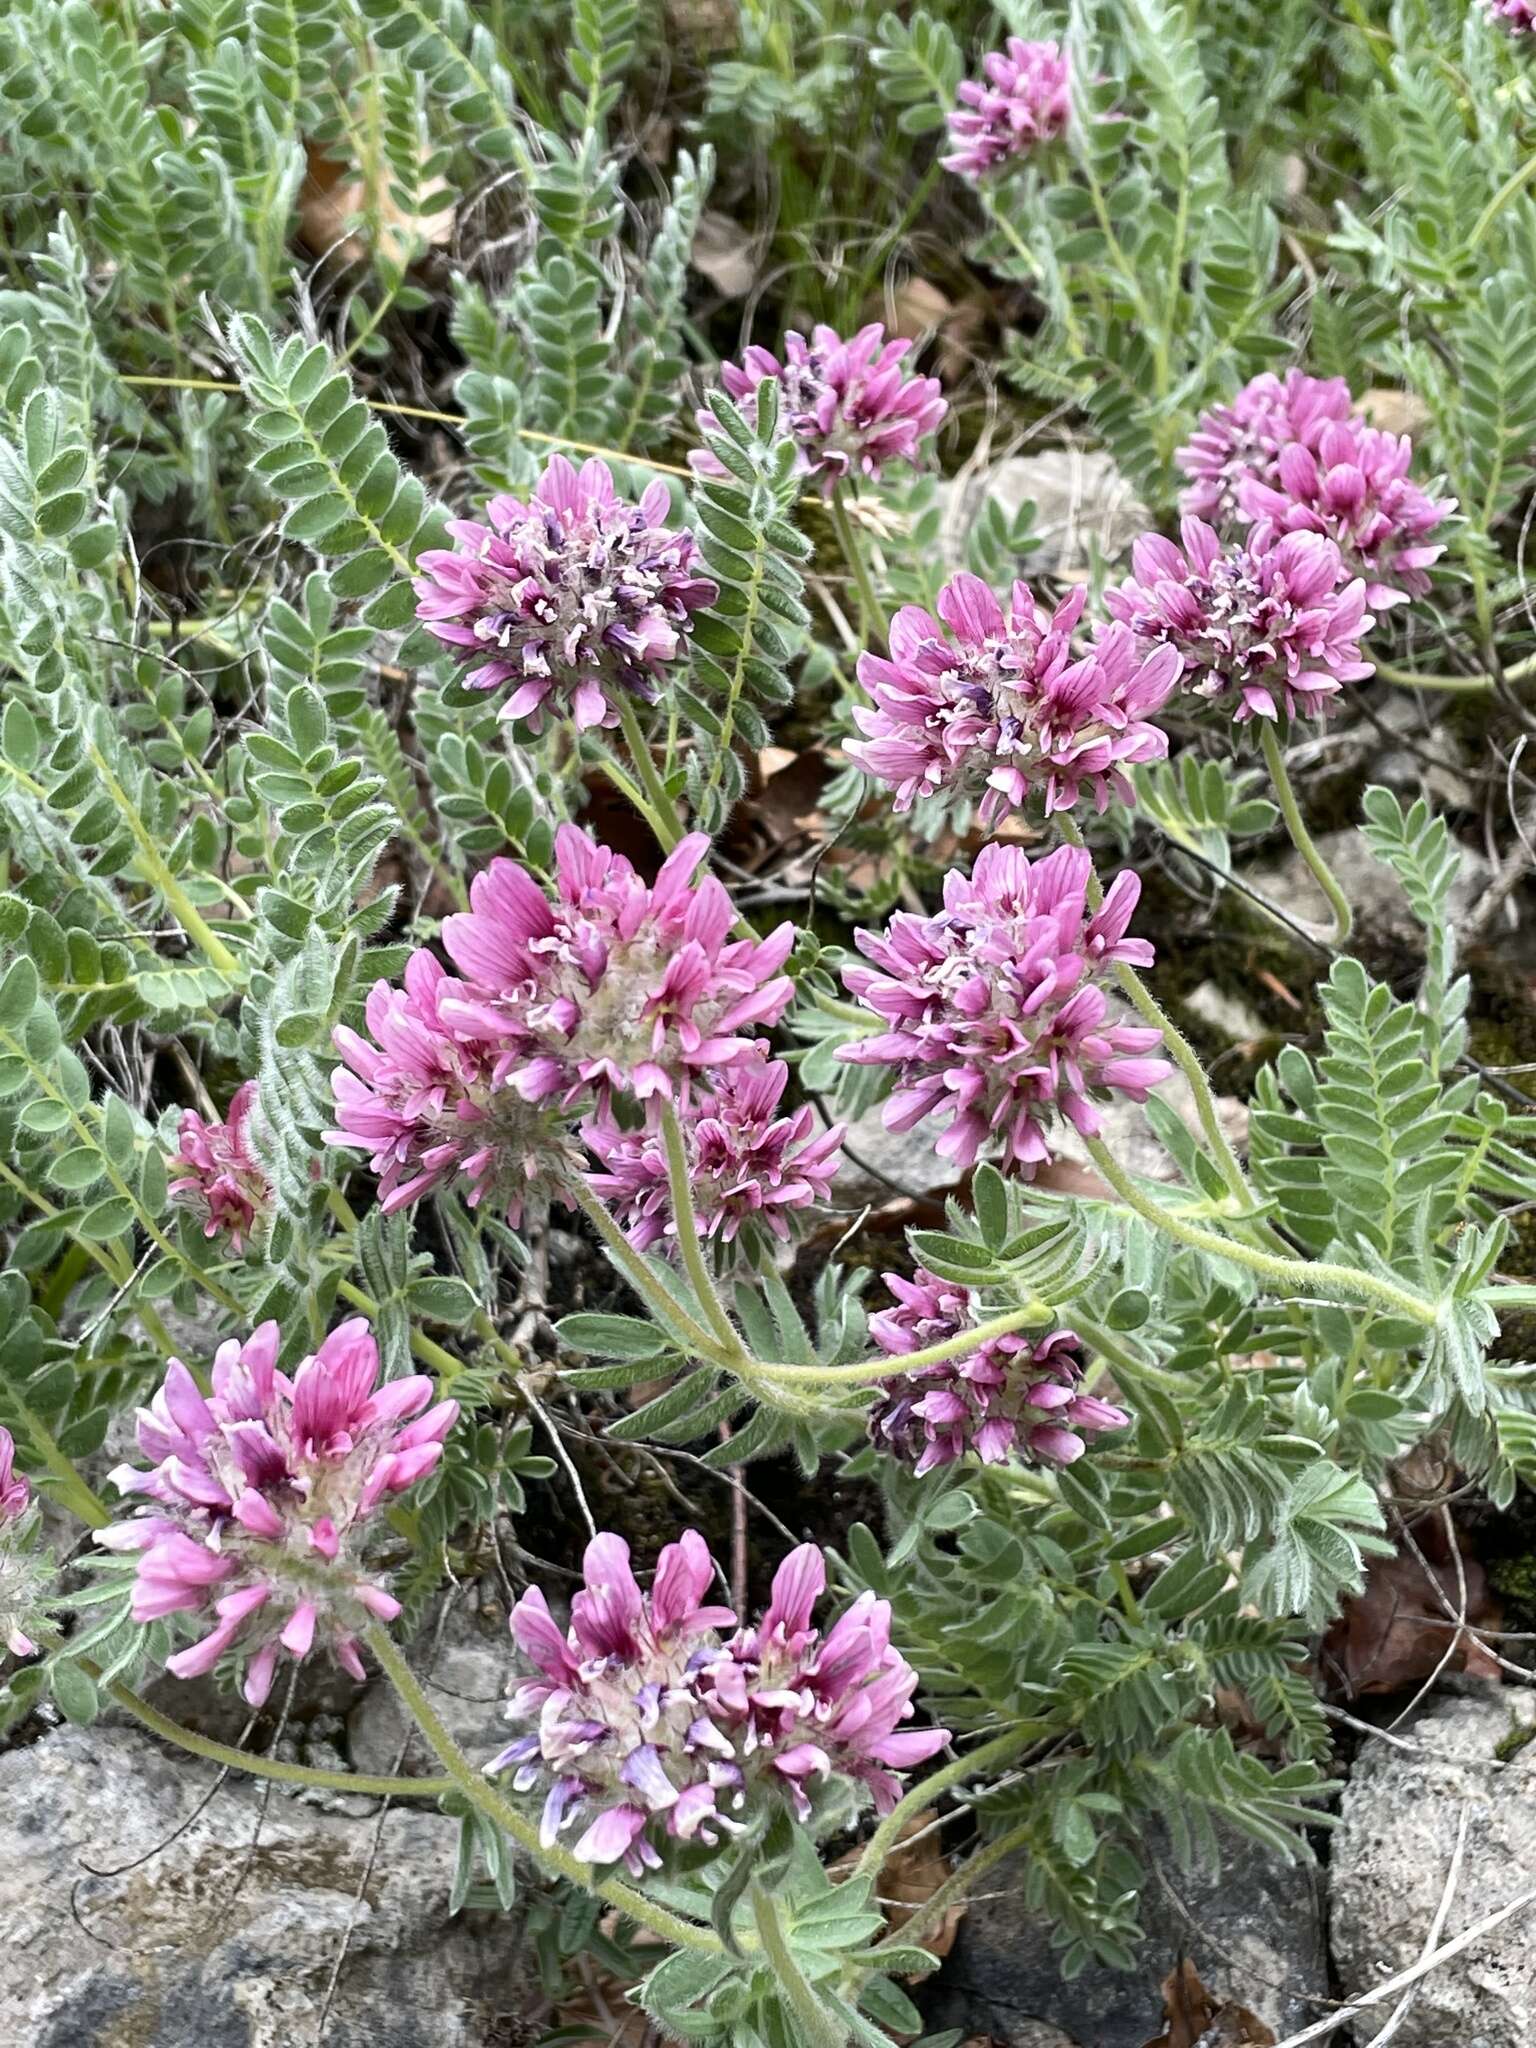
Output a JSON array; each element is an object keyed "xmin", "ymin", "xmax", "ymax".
[
  {"xmin": 1258, "ymin": 724, "xmax": 1352, "ymax": 945},
  {"xmin": 750, "ymin": 1882, "xmax": 849, "ymax": 2048},
  {"xmin": 753, "ymin": 1303, "xmax": 1050, "ymax": 1389},
  {"xmin": 85, "ymin": 741, "xmax": 242, "ymax": 979}
]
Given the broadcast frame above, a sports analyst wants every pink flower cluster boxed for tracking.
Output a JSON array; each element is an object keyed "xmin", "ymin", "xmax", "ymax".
[
  {"xmin": 169, "ymin": 1082, "xmax": 271, "ymax": 1255},
  {"xmin": 1481, "ymin": 0, "xmax": 1534, "ymax": 31},
  {"xmin": 868, "ymin": 1272, "xmax": 1126, "ymax": 1473},
  {"xmin": 491, "ymin": 1531, "xmax": 946, "ymax": 1872},
  {"xmin": 329, "ymin": 827, "xmax": 797, "ymax": 1216},
  {"xmin": 1177, "ymin": 371, "xmax": 1453, "ymax": 607},
  {"xmin": 693, "ymin": 324, "xmax": 946, "ymax": 494},
  {"xmin": 847, "ymin": 572, "xmax": 1179, "ymax": 823},
  {"xmin": 100, "ymin": 1321, "xmax": 456, "ymax": 1707},
  {"xmin": 839, "ymin": 842, "xmax": 1171, "ymax": 1172},
  {"xmin": 0, "ymin": 1428, "xmax": 26, "ymax": 1524},
  {"xmin": 1105, "ymin": 518, "xmax": 1375, "ymax": 723},
  {"xmin": 1, "ymin": 1426, "xmax": 42, "ymax": 1657},
  {"xmin": 413, "ymin": 455, "xmax": 716, "ymax": 732},
  {"xmin": 942, "ymin": 37, "xmax": 1071, "ymax": 181},
  {"xmin": 583, "ymin": 1055, "xmax": 844, "ymax": 1252}
]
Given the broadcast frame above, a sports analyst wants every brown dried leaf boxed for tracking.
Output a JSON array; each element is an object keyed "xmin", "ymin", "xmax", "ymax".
[
  {"xmin": 831, "ymin": 1811, "xmax": 961, "ymax": 1972},
  {"xmin": 691, "ymin": 210, "xmax": 760, "ymax": 299},
  {"xmin": 1358, "ymin": 388, "xmax": 1431, "ymax": 439},
  {"xmin": 298, "ymin": 138, "xmax": 455, "ymax": 269},
  {"xmin": 1321, "ymin": 1517, "xmax": 1503, "ymax": 1698},
  {"xmin": 1141, "ymin": 1959, "xmax": 1276, "ymax": 2048}
]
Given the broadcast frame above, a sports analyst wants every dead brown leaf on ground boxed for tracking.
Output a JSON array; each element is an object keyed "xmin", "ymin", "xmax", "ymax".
[
  {"xmin": 1321, "ymin": 1514, "xmax": 1503, "ymax": 1697},
  {"xmin": 1141, "ymin": 1959, "xmax": 1276, "ymax": 2048},
  {"xmin": 831, "ymin": 1810, "xmax": 961, "ymax": 1971},
  {"xmin": 299, "ymin": 139, "xmax": 455, "ymax": 269}
]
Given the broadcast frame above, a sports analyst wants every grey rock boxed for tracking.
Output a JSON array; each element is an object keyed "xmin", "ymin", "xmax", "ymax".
[
  {"xmin": 835, "ymin": 1100, "xmax": 966, "ymax": 1204},
  {"xmin": 0, "ymin": 1722, "xmax": 533, "ymax": 2048},
  {"xmin": 924, "ymin": 1824, "xmax": 1326, "ymax": 2048},
  {"xmin": 940, "ymin": 449, "xmax": 1149, "ymax": 577},
  {"xmin": 1050, "ymin": 1063, "xmax": 1249, "ymax": 1187},
  {"xmin": 1330, "ymin": 1692, "xmax": 1536, "ymax": 2048},
  {"xmin": 1248, "ymin": 826, "xmax": 1489, "ymax": 945},
  {"xmin": 348, "ymin": 1629, "xmax": 510, "ymax": 1781}
]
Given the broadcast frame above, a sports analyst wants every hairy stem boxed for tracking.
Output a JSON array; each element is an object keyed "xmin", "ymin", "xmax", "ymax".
[
  {"xmin": 615, "ymin": 694, "xmax": 684, "ymax": 851},
  {"xmin": 828, "ymin": 493, "xmax": 886, "ymax": 649},
  {"xmin": 1258, "ymin": 724, "xmax": 1352, "ymax": 945},
  {"xmin": 751, "ymin": 1304, "xmax": 1050, "ymax": 1389},
  {"xmin": 567, "ymin": 1174, "xmax": 731, "ymax": 1362},
  {"xmin": 851, "ymin": 1726, "xmax": 1037, "ymax": 1883},
  {"xmin": 85, "ymin": 742, "xmax": 242, "ymax": 979},
  {"xmin": 874, "ymin": 1820, "xmax": 1034, "ymax": 1956},
  {"xmin": 659, "ymin": 1101, "xmax": 742, "ymax": 1356},
  {"xmin": 750, "ymin": 1882, "xmax": 849, "ymax": 2048}
]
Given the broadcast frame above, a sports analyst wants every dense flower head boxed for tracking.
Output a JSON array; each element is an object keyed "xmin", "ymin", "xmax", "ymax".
[
  {"xmin": 100, "ymin": 1321, "xmax": 457, "ymax": 1707},
  {"xmin": 0, "ymin": 1428, "xmax": 27, "ymax": 1525},
  {"xmin": 327, "ymin": 949, "xmax": 582, "ymax": 1222},
  {"xmin": 0, "ymin": 1426, "xmax": 48, "ymax": 1658},
  {"xmin": 490, "ymin": 1531, "xmax": 946, "ymax": 1873},
  {"xmin": 1104, "ymin": 517, "xmax": 1375, "ymax": 723},
  {"xmin": 868, "ymin": 1272, "xmax": 1127, "ymax": 1474},
  {"xmin": 1236, "ymin": 425, "xmax": 1454, "ymax": 609},
  {"xmin": 1177, "ymin": 370, "xmax": 1355, "ymax": 524},
  {"xmin": 942, "ymin": 38, "xmax": 1071, "ymax": 180},
  {"xmin": 169, "ymin": 1082, "xmax": 271, "ymax": 1255},
  {"xmin": 435, "ymin": 825, "xmax": 796, "ymax": 1111},
  {"xmin": 412, "ymin": 455, "xmax": 716, "ymax": 731},
  {"xmin": 846, "ymin": 572, "xmax": 1179, "ymax": 822},
  {"xmin": 839, "ymin": 842, "xmax": 1171, "ymax": 1172},
  {"xmin": 1481, "ymin": 0, "xmax": 1535, "ymax": 31},
  {"xmin": 691, "ymin": 324, "xmax": 946, "ymax": 494},
  {"xmin": 582, "ymin": 1055, "xmax": 844, "ymax": 1252}
]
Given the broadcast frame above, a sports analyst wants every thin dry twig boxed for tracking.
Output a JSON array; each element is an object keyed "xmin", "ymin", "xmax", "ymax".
[{"xmin": 1363, "ymin": 1803, "xmax": 1469, "ymax": 2048}]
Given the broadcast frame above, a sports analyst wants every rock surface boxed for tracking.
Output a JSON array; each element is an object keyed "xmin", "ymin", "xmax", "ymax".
[
  {"xmin": 1330, "ymin": 1692, "xmax": 1536, "ymax": 2048},
  {"xmin": 0, "ymin": 1722, "xmax": 531, "ymax": 2048},
  {"xmin": 940, "ymin": 449, "xmax": 1149, "ymax": 576},
  {"xmin": 924, "ymin": 1823, "xmax": 1327, "ymax": 2048}
]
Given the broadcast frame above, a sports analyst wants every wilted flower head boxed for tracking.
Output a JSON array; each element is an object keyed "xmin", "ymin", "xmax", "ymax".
[
  {"xmin": 437, "ymin": 825, "xmax": 795, "ymax": 1111},
  {"xmin": 692, "ymin": 324, "xmax": 946, "ymax": 494},
  {"xmin": 169, "ymin": 1081, "xmax": 270, "ymax": 1255},
  {"xmin": 942, "ymin": 38, "xmax": 1071, "ymax": 180},
  {"xmin": 582, "ymin": 1055, "xmax": 844, "ymax": 1252},
  {"xmin": 1177, "ymin": 370, "xmax": 1355, "ymax": 524},
  {"xmin": 490, "ymin": 1531, "xmax": 945, "ymax": 1873},
  {"xmin": 413, "ymin": 455, "xmax": 716, "ymax": 731},
  {"xmin": 1237, "ymin": 424, "xmax": 1454, "ymax": 608},
  {"xmin": 847, "ymin": 572, "xmax": 1179, "ymax": 822},
  {"xmin": 839, "ymin": 843, "xmax": 1171, "ymax": 1172},
  {"xmin": 101, "ymin": 1321, "xmax": 457, "ymax": 1706},
  {"xmin": 0, "ymin": 1426, "xmax": 51, "ymax": 1658},
  {"xmin": 1105, "ymin": 517, "xmax": 1375, "ymax": 723},
  {"xmin": 1481, "ymin": 0, "xmax": 1535, "ymax": 31},
  {"xmin": 327, "ymin": 949, "xmax": 581, "ymax": 1222},
  {"xmin": 868, "ymin": 1272, "xmax": 1126, "ymax": 1474}
]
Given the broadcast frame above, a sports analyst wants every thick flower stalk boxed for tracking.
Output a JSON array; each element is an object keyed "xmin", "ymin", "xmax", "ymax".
[
  {"xmin": 839, "ymin": 843, "xmax": 1171, "ymax": 1171},
  {"xmin": 1, "ymin": 1427, "xmax": 53, "ymax": 1658},
  {"xmin": 169, "ymin": 1081, "xmax": 271, "ymax": 1254},
  {"xmin": 582, "ymin": 1055, "xmax": 844, "ymax": 1252},
  {"xmin": 941, "ymin": 37, "xmax": 1071, "ymax": 180},
  {"xmin": 490, "ymin": 1532, "xmax": 946, "ymax": 1873},
  {"xmin": 1237, "ymin": 424, "xmax": 1455, "ymax": 608},
  {"xmin": 691, "ymin": 324, "xmax": 946, "ymax": 493},
  {"xmin": 412, "ymin": 455, "xmax": 716, "ymax": 730},
  {"xmin": 327, "ymin": 949, "xmax": 581, "ymax": 1222},
  {"xmin": 1177, "ymin": 370, "xmax": 1355, "ymax": 524},
  {"xmin": 436, "ymin": 825, "xmax": 795, "ymax": 1110},
  {"xmin": 1105, "ymin": 518, "xmax": 1375, "ymax": 723},
  {"xmin": 100, "ymin": 1321, "xmax": 457, "ymax": 1707},
  {"xmin": 846, "ymin": 572, "xmax": 1179, "ymax": 821},
  {"xmin": 867, "ymin": 1272, "xmax": 1126, "ymax": 1473}
]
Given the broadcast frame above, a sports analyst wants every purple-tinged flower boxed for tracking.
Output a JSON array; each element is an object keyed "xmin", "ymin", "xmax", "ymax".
[
  {"xmin": 867, "ymin": 1271, "xmax": 1126, "ymax": 1474},
  {"xmin": 1, "ymin": 1427, "xmax": 51, "ymax": 1660},
  {"xmin": 847, "ymin": 572, "xmax": 1179, "ymax": 823},
  {"xmin": 691, "ymin": 324, "xmax": 946, "ymax": 495},
  {"xmin": 1236, "ymin": 424, "xmax": 1454, "ymax": 609},
  {"xmin": 839, "ymin": 842, "xmax": 1171, "ymax": 1172},
  {"xmin": 0, "ymin": 1428, "xmax": 27, "ymax": 1525},
  {"xmin": 100, "ymin": 1321, "xmax": 457, "ymax": 1707},
  {"xmin": 169, "ymin": 1082, "xmax": 271, "ymax": 1256},
  {"xmin": 412, "ymin": 455, "xmax": 716, "ymax": 731},
  {"xmin": 490, "ymin": 1532, "xmax": 945, "ymax": 1872},
  {"xmin": 436, "ymin": 825, "xmax": 795, "ymax": 1112},
  {"xmin": 326, "ymin": 949, "xmax": 581, "ymax": 1222},
  {"xmin": 582, "ymin": 1055, "xmax": 844, "ymax": 1252},
  {"xmin": 1177, "ymin": 370, "xmax": 1355, "ymax": 525},
  {"xmin": 1105, "ymin": 517, "xmax": 1375, "ymax": 723},
  {"xmin": 1481, "ymin": 0, "xmax": 1535, "ymax": 31},
  {"xmin": 941, "ymin": 38, "xmax": 1071, "ymax": 181}
]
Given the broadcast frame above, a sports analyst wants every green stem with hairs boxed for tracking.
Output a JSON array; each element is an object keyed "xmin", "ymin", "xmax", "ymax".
[
  {"xmin": 659, "ymin": 1101, "xmax": 742, "ymax": 1356},
  {"xmin": 9, "ymin": 1392, "xmax": 111, "ymax": 1528},
  {"xmin": 616, "ymin": 695, "xmax": 684, "ymax": 852},
  {"xmin": 567, "ymin": 1173, "xmax": 732, "ymax": 1364},
  {"xmin": 1081, "ymin": 1134, "xmax": 1439, "ymax": 1326},
  {"xmin": 873, "ymin": 1820, "xmax": 1034, "ymax": 1956},
  {"xmin": 828, "ymin": 492, "xmax": 886, "ymax": 650},
  {"xmin": 364, "ymin": 1622, "xmax": 720, "ymax": 1954},
  {"xmin": 1375, "ymin": 648, "xmax": 1535, "ymax": 694},
  {"xmin": 750, "ymin": 1882, "xmax": 849, "ymax": 2048},
  {"xmin": 851, "ymin": 1726, "xmax": 1037, "ymax": 1883},
  {"xmin": 1258, "ymin": 723, "xmax": 1352, "ymax": 945},
  {"xmin": 752, "ymin": 1303, "xmax": 1051, "ymax": 1389},
  {"xmin": 1469, "ymin": 153, "xmax": 1536, "ymax": 253},
  {"xmin": 85, "ymin": 742, "xmax": 242, "ymax": 979}
]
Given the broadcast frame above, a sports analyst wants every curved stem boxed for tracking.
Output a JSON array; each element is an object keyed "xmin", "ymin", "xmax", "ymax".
[
  {"xmin": 873, "ymin": 1819, "xmax": 1033, "ymax": 1956},
  {"xmin": 364, "ymin": 1622, "xmax": 720, "ymax": 1955},
  {"xmin": 1081, "ymin": 1135, "xmax": 1438, "ymax": 1327},
  {"xmin": 1373, "ymin": 660, "xmax": 1498, "ymax": 694},
  {"xmin": 753, "ymin": 1303, "xmax": 1050, "ymax": 1389},
  {"xmin": 615, "ymin": 695, "xmax": 683, "ymax": 852},
  {"xmin": 1258, "ymin": 724, "xmax": 1352, "ymax": 944},
  {"xmin": 1469, "ymin": 152, "xmax": 1536, "ymax": 253},
  {"xmin": 850, "ymin": 1726, "xmax": 1036, "ymax": 1883},
  {"xmin": 8, "ymin": 1392, "xmax": 111, "ymax": 1529},
  {"xmin": 659, "ymin": 1102, "xmax": 742, "ymax": 1357},
  {"xmin": 567, "ymin": 1174, "xmax": 730, "ymax": 1363},
  {"xmin": 828, "ymin": 493, "xmax": 886, "ymax": 650},
  {"xmin": 751, "ymin": 1882, "xmax": 849, "ymax": 2048},
  {"xmin": 85, "ymin": 741, "xmax": 242, "ymax": 979}
]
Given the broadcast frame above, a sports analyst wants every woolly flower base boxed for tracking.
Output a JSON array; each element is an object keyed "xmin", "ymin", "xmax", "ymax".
[
  {"xmin": 691, "ymin": 324, "xmax": 946, "ymax": 494},
  {"xmin": 169, "ymin": 1080, "xmax": 270, "ymax": 1255},
  {"xmin": 942, "ymin": 37, "xmax": 1071, "ymax": 180},
  {"xmin": 327, "ymin": 949, "xmax": 582, "ymax": 1221},
  {"xmin": 582, "ymin": 1055, "xmax": 844, "ymax": 1252},
  {"xmin": 847, "ymin": 572, "xmax": 1179, "ymax": 822},
  {"xmin": 1105, "ymin": 517, "xmax": 1375, "ymax": 723},
  {"xmin": 490, "ymin": 1532, "xmax": 946, "ymax": 1873},
  {"xmin": 839, "ymin": 842, "xmax": 1171, "ymax": 1172},
  {"xmin": 101, "ymin": 1321, "xmax": 456, "ymax": 1707},
  {"xmin": 436, "ymin": 824, "xmax": 795, "ymax": 1110},
  {"xmin": 868, "ymin": 1273, "xmax": 1126, "ymax": 1474},
  {"xmin": 1177, "ymin": 369, "xmax": 1355, "ymax": 524},
  {"xmin": 413, "ymin": 455, "xmax": 716, "ymax": 731}
]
